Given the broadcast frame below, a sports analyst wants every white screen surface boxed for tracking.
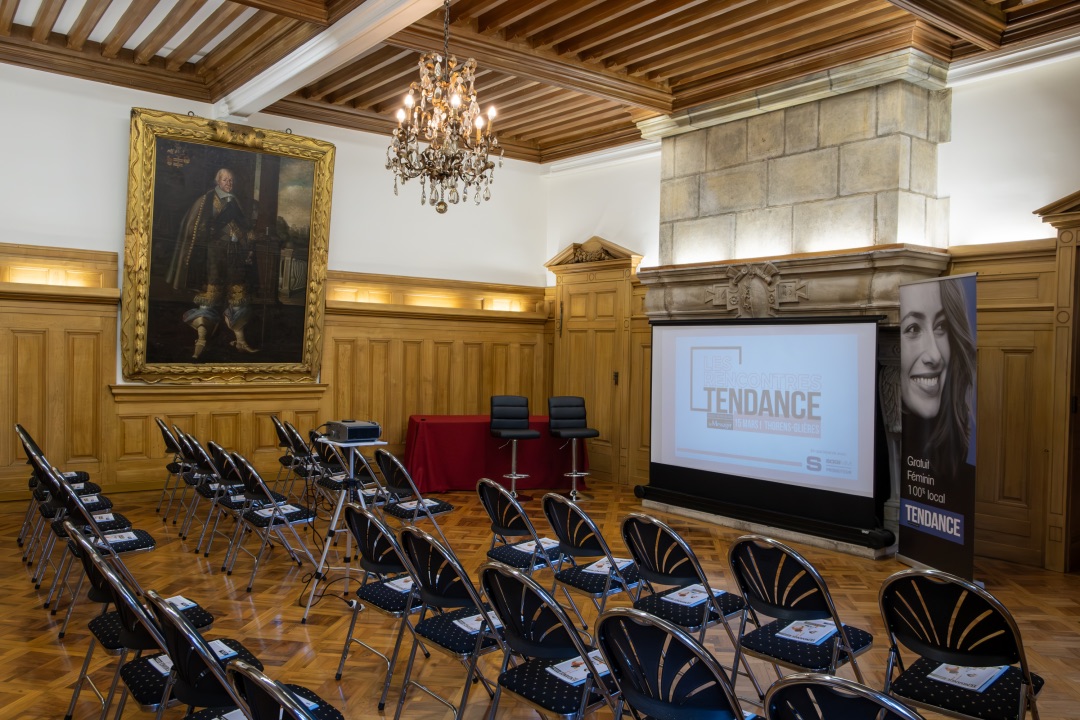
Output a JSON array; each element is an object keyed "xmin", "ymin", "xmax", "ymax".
[{"xmin": 651, "ymin": 321, "xmax": 878, "ymax": 497}]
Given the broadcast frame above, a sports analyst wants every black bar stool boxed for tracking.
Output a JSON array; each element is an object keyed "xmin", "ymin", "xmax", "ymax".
[
  {"xmin": 490, "ymin": 396, "xmax": 540, "ymax": 501},
  {"xmin": 548, "ymin": 396, "xmax": 598, "ymax": 502}
]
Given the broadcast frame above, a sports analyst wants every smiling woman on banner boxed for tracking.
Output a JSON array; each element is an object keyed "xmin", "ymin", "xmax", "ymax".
[{"xmin": 900, "ymin": 278, "xmax": 976, "ymax": 482}]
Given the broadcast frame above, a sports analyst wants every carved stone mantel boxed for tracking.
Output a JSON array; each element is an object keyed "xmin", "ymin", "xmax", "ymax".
[{"xmin": 636, "ymin": 244, "xmax": 950, "ymax": 325}]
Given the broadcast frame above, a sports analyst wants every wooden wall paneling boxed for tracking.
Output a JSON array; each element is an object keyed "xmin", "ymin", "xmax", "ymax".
[
  {"xmin": 67, "ymin": 332, "xmax": 101, "ymax": 461},
  {"xmin": 332, "ymin": 338, "xmax": 355, "ymax": 421},
  {"xmin": 628, "ymin": 281, "xmax": 652, "ymax": 487},
  {"xmin": 464, "ymin": 342, "xmax": 484, "ymax": 414}
]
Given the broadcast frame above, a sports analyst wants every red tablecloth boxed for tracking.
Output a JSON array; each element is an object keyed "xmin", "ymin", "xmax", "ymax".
[{"xmin": 403, "ymin": 414, "xmax": 587, "ymax": 493}]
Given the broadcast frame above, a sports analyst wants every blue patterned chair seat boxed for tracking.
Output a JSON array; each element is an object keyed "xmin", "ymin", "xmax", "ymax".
[
  {"xmin": 891, "ymin": 657, "xmax": 1044, "ymax": 720},
  {"xmin": 740, "ymin": 619, "xmax": 872, "ymax": 673},
  {"xmin": 633, "ymin": 587, "xmax": 746, "ymax": 632}
]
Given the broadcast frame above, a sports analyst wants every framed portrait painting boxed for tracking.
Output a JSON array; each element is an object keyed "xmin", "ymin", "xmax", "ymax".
[{"xmin": 121, "ymin": 108, "xmax": 334, "ymax": 383}]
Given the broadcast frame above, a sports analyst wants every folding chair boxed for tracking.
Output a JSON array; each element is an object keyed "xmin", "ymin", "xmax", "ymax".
[
  {"xmin": 879, "ymin": 568, "xmax": 1044, "ymax": 720},
  {"xmin": 479, "ymin": 561, "xmax": 619, "ymax": 719},
  {"xmin": 223, "ymin": 452, "xmax": 318, "ymax": 592},
  {"xmin": 180, "ymin": 435, "xmax": 243, "ymax": 543},
  {"xmin": 335, "ymin": 504, "xmax": 425, "ymax": 711},
  {"xmin": 728, "ymin": 535, "xmax": 873, "ymax": 702},
  {"xmin": 154, "ymin": 417, "xmax": 187, "ymax": 517},
  {"xmin": 596, "ymin": 607, "xmax": 761, "ymax": 720},
  {"xmin": 541, "ymin": 492, "xmax": 641, "ymax": 629},
  {"xmin": 476, "ymin": 476, "xmax": 563, "ymax": 574},
  {"xmin": 270, "ymin": 414, "xmax": 299, "ymax": 490},
  {"xmin": 62, "ymin": 520, "xmax": 215, "ymax": 720},
  {"xmin": 374, "ymin": 448, "xmax": 453, "ymax": 544},
  {"xmin": 765, "ymin": 673, "xmax": 926, "ymax": 720},
  {"xmin": 224, "ymin": 659, "xmax": 344, "ymax": 720},
  {"xmin": 188, "ymin": 440, "xmax": 246, "ymax": 556},
  {"xmin": 394, "ymin": 526, "xmax": 500, "ymax": 720}
]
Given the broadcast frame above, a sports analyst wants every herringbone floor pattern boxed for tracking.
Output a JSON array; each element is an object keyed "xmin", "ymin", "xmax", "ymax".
[{"xmin": 4, "ymin": 478, "xmax": 1080, "ymax": 719}]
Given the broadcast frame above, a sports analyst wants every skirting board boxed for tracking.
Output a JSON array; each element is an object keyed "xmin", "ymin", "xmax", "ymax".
[{"xmin": 642, "ymin": 499, "xmax": 899, "ymax": 560}]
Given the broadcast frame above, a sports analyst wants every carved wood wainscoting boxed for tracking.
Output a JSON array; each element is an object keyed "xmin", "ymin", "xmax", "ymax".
[
  {"xmin": 0, "ymin": 245, "xmax": 119, "ymax": 503},
  {"xmin": 323, "ymin": 272, "xmax": 552, "ymax": 457}
]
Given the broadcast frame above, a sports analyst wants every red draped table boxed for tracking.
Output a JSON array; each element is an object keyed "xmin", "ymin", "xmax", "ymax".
[{"xmin": 403, "ymin": 414, "xmax": 587, "ymax": 493}]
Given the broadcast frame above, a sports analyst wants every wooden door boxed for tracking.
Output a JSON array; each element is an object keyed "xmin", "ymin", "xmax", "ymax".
[
  {"xmin": 553, "ymin": 278, "xmax": 627, "ymax": 484},
  {"xmin": 974, "ymin": 328, "xmax": 1052, "ymax": 567}
]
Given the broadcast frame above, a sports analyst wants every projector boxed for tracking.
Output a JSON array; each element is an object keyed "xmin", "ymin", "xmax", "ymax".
[{"xmin": 326, "ymin": 420, "xmax": 381, "ymax": 443}]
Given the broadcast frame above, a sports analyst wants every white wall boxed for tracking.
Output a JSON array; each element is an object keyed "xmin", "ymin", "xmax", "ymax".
[
  {"xmin": 941, "ymin": 52, "xmax": 1080, "ymax": 245},
  {"xmin": 0, "ymin": 63, "xmax": 549, "ymax": 286},
  {"xmin": 543, "ymin": 148, "xmax": 661, "ymax": 278}
]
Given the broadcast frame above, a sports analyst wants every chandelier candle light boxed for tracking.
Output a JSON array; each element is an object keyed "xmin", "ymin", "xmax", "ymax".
[{"xmin": 386, "ymin": 0, "xmax": 501, "ymax": 213}]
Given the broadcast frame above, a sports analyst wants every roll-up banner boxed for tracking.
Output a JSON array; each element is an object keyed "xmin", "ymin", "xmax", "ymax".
[{"xmin": 897, "ymin": 274, "xmax": 977, "ymax": 579}]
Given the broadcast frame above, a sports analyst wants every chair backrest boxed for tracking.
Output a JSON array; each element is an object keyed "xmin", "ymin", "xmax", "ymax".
[
  {"xmin": 173, "ymin": 427, "xmax": 201, "ymax": 467},
  {"xmin": 145, "ymin": 589, "xmax": 246, "ymax": 708},
  {"xmin": 63, "ymin": 520, "xmax": 164, "ymax": 650},
  {"xmin": 270, "ymin": 415, "xmax": 292, "ymax": 451},
  {"xmin": 343, "ymin": 502, "xmax": 411, "ymax": 578},
  {"xmin": 15, "ymin": 423, "xmax": 45, "ymax": 459},
  {"xmin": 283, "ymin": 421, "xmax": 315, "ymax": 460},
  {"xmin": 476, "ymin": 477, "xmax": 540, "ymax": 539},
  {"xmin": 374, "ymin": 448, "xmax": 419, "ymax": 499},
  {"xmin": 490, "ymin": 395, "xmax": 530, "ymax": 432},
  {"xmin": 548, "ymin": 396, "xmax": 589, "ymax": 432},
  {"xmin": 728, "ymin": 535, "xmax": 837, "ymax": 622},
  {"xmin": 226, "ymin": 659, "xmax": 318, "ymax": 720},
  {"xmin": 621, "ymin": 513, "xmax": 707, "ymax": 588},
  {"xmin": 479, "ymin": 561, "xmax": 593, "ymax": 663},
  {"xmin": 879, "ymin": 568, "xmax": 1028, "ymax": 668},
  {"xmin": 400, "ymin": 525, "xmax": 485, "ymax": 612},
  {"xmin": 596, "ymin": 607, "xmax": 746, "ymax": 720},
  {"xmin": 37, "ymin": 458, "xmax": 104, "ymax": 539},
  {"xmin": 233, "ymin": 452, "xmax": 278, "ymax": 505},
  {"xmin": 156, "ymin": 417, "xmax": 183, "ymax": 457},
  {"xmin": 765, "ymin": 673, "xmax": 925, "ymax": 720},
  {"xmin": 542, "ymin": 492, "xmax": 616, "ymax": 559},
  {"xmin": 190, "ymin": 436, "xmax": 222, "ymax": 481}
]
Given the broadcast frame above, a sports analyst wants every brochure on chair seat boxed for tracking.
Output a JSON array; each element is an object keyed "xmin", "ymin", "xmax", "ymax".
[
  {"xmin": 255, "ymin": 504, "xmax": 299, "ymax": 517},
  {"xmin": 70, "ymin": 483, "xmax": 85, "ymax": 490},
  {"xmin": 148, "ymin": 654, "xmax": 174, "ymax": 675},
  {"xmin": 582, "ymin": 557, "xmax": 632, "ymax": 575},
  {"xmin": 397, "ymin": 498, "xmax": 439, "ymax": 511},
  {"xmin": 661, "ymin": 583, "xmax": 727, "ymax": 607},
  {"xmin": 775, "ymin": 619, "xmax": 839, "ymax": 644},
  {"xmin": 208, "ymin": 639, "xmax": 238, "ymax": 660},
  {"xmin": 166, "ymin": 595, "xmax": 196, "ymax": 611},
  {"xmin": 513, "ymin": 537, "xmax": 560, "ymax": 553},
  {"xmin": 546, "ymin": 649, "xmax": 611, "ymax": 685},
  {"xmin": 92, "ymin": 512, "xmax": 114, "ymax": 522},
  {"xmin": 81, "ymin": 495, "xmax": 99, "ymax": 504},
  {"xmin": 98, "ymin": 531, "xmax": 138, "ymax": 546},
  {"xmin": 452, "ymin": 612, "xmax": 504, "ymax": 634},
  {"xmin": 384, "ymin": 575, "xmax": 415, "ymax": 594},
  {"xmin": 928, "ymin": 663, "xmax": 1009, "ymax": 692}
]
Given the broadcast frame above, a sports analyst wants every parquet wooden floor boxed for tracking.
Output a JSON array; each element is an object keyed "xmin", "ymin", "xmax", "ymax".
[{"xmin": 3, "ymin": 479, "xmax": 1080, "ymax": 719}]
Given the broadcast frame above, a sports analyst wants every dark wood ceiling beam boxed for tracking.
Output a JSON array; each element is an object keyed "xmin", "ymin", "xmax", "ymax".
[
  {"xmin": 263, "ymin": 94, "xmax": 543, "ymax": 161},
  {"xmin": 528, "ymin": 0, "xmax": 652, "ymax": 49},
  {"xmin": 304, "ymin": 46, "xmax": 413, "ymax": 101},
  {"xmin": 641, "ymin": 1, "xmax": 892, "ymax": 82},
  {"xmin": 502, "ymin": 0, "xmax": 604, "ymax": 42},
  {"xmin": 134, "ymin": 0, "xmax": 207, "ymax": 65},
  {"xmin": 329, "ymin": 54, "xmax": 417, "ymax": 105},
  {"xmin": 519, "ymin": 106, "xmax": 630, "ymax": 143},
  {"xmin": 476, "ymin": 76, "xmax": 539, "ymax": 102},
  {"xmin": 450, "ymin": 0, "xmax": 512, "ymax": 23},
  {"xmin": 204, "ymin": 17, "xmax": 322, "ymax": 98},
  {"xmin": 886, "ymin": 0, "xmax": 1005, "ymax": 49},
  {"xmin": 227, "ymin": 0, "xmax": 329, "ymax": 25},
  {"xmin": 0, "ymin": 24, "xmax": 209, "ymax": 100},
  {"xmin": 101, "ymin": 1, "xmax": 160, "ymax": 59},
  {"xmin": 554, "ymin": 0, "xmax": 714, "ymax": 56},
  {"xmin": 165, "ymin": 3, "xmax": 249, "ymax": 71},
  {"xmin": 66, "ymin": 0, "xmax": 114, "ymax": 51},
  {"xmin": 0, "ymin": 0, "xmax": 17, "ymax": 37},
  {"xmin": 1000, "ymin": 0, "xmax": 1080, "ymax": 43},
  {"xmin": 673, "ymin": 18, "xmax": 918, "ymax": 109},
  {"xmin": 577, "ymin": 0, "xmax": 759, "ymax": 63},
  {"xmin": 475, "ymin": 0, "xmax": 557, "ymax": 35},
  {"xmin": 538, "ymin": 125, "xmax": 643, "ymax": 163},
  {"xmin": 495, "ymin": 95, "xmax": 611, "ymax": 135},
  {"xmin": 487, "ymin": 85, "xmax": 568, "ymax": 117},
  {"xmin": 195, "ymin": 11, "xmax": 284, "ymax": 76},
  {"xmin": 31, "ymin": 0, "xmax": 65, "ymax": 44},
  {"xmin": 388, "ymin": 18, "xmax": 673, "ymax": 112}
]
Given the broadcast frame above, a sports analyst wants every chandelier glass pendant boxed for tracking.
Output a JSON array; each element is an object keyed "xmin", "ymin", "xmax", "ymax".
[{"xmin": 386, "ymin": 0, "xmax": 501, "ymax": 214}]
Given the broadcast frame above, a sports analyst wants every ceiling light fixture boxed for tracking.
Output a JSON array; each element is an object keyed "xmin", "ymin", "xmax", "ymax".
[{"xmin": 386, "ymin": 0, "xmax": 501, "ymax": 214}]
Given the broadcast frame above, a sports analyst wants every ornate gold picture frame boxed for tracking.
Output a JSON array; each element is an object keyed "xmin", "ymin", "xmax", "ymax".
[{"xmin": 121, "ymin": 108, "xmax": 334, "ymax": 383}]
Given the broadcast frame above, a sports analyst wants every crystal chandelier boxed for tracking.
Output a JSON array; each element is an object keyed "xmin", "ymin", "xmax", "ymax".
[{"xmin": 386, "ymin": 0, "xmax": 501, "ymax": 213}]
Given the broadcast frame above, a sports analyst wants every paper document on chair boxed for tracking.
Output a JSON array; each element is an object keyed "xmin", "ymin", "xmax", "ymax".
[
  {"xmin": 513, "ymin": 537, "xmax": 559, "ymax": 553},
  {"xmin": 70, "ymin": 483, "xmax": 85, "ymax": 490},
  {"xmin": 385, "ymin": 576, "xmax": 415, "ymax": 593},
  {"xmin": 166, "ymin": 595, "xmax": 196, "ymax": 611},
  {"xmin": 62, "ymin": 471, "xmax": 80, "ymax": 479},
  {"xmin": 397, "ymin": 499, "xmax": 439, "ymax": 511},
  {"xmin": 230, "ymin": 494, "xmax": 245, "ymax": 503},
  {"xmin": 775, "ymin": 619, "xmax": 838, "ymax": 644},
  {"xmin": 81, "ymin": 495, "xmax": 99, "ymax": 503},
  {"xmin": 148, "ymin": 654, "xmax": 174, "ymax": 675},
  {"xmin": 582, "ymin": 558, "xmax": 632, "ymax": 574},
  {"xmin": 98, "ymin": 531, "xmax": 138, "ymax": 546},
  {"xmin": 297, "ymin": 695, "xmax": 319, "ymax": 711},
  {"xmin": 928, "ymin": 663, "xmax": 1008, "ymax": 692},
  {"xmin": 546, "ymin": 650, "xmax": 611, "ymax": 685},
  {"xmin": 453, "ymin": 612, "xmax": 504, "ymax": 634},
  {"xmin": 208, "ymin": 639, "xmax": 238, "ymax": 660},
  {"xmin": 256, "ymin": 504, "xmax": 299, "ymax": 517},
  {"xmin": 92, "ymin": 512, "xmax": 114, "ymax": 522},
  {"xmin": 661, "ymin": 583, "xmax": 726, "ymax": 607},
  {"xmin": 221, "ymin": 710, "xmax": 246, "ymax": 720}
]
